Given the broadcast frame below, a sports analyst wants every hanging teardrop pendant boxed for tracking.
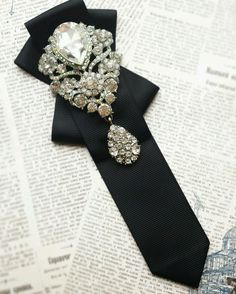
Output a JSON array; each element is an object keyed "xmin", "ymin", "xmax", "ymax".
[{"xmin": 107, "ymin": 124, "xmax": 141, "ymax": 165}]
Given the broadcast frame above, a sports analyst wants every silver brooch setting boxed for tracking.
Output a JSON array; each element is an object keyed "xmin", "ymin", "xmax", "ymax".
[{"xmin": 38, "ymin": 22, "xmax": 140, "ymax": 165}]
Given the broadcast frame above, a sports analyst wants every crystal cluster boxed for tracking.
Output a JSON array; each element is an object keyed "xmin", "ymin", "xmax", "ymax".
[
  {"xmin": 38, "ymin": 21, "xmax": 121, "ymax": 119},
  {"xmin": 108, "ymin": 125, "xmax": 140, "ymax": 165},
  {"xmin": 38, "ymin": 22, "xmax": 141, "ymax": 165},
  {"xmin": 38, "ymin": 53, "xmax": 58, "ymax": 75}
]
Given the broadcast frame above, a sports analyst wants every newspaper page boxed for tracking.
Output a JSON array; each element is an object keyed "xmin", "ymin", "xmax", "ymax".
[
  {"xmin": 64, "ymin": 0, "xmax": 236, "ymax": 293},
  {"xmin": 1, "ymin": 0, "xmax": 236, "ymax": 293}
]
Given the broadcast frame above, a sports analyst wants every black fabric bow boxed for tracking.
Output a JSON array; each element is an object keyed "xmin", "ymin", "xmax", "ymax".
[
  {"xmin": 15, "ymin": 0, "xmax": 210, "ymax": 288},
  {"xmin": 16, "ymin": 2, "xmax": 157, "ymax": 144}
]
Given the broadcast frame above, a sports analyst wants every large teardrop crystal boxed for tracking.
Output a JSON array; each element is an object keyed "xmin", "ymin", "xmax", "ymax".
[{"xmin": 54, "ymin": 22, "xmax": 91, "ymax": 65}]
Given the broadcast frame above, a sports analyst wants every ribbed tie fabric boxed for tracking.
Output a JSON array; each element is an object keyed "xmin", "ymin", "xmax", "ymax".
[{"xmin": 15, "ymin": 0, "xmax": 210, "ymax": 288}]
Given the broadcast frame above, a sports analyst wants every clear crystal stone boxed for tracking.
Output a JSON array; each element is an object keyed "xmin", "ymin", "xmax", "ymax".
[
  {"xmin": 73, "ymin": 94, "xmax": 88, "ymax": 109},
  {"xmin": 116, "ymin": 157, "xmax": 123, "ymax": 164},
  {"xmin": 125, "ymin": 158, "xmax": 132, "ymax": 164},
  {"xmin": 86, "ymin": 90, "xmax": 92, "ymax": 96},
  {"xmin": 98, "ymin": 103, "xmax": 112, "ymax": 118},
  {"xmin": 57, "ymin": 63, "xmax": 66, "ymax": 73},
  {"xmin": 131, "ymin": 155, "xmax": 138, "ymax": 161},
  {"xmin": 50, "ymin": 81, "xmax": 61, "ymax": 93},
  {"xmin": 109, "ymin": 147, "xmax": 118, "ymax": 157},
  {"xmin": 87, "ymin": 102, "xmax": 97, "ymax": 113},
  {"xmin": 110, "ymin": 125, "xmax": 116, "ymax": 131},
  {"xmin": 86, "ymin": 77, "xmax": 98, "ymax": 89},
  {"xmin": 87, "ymin": 25, "xmax": 95, "ymax": 35},
  {"xmin": 53, "ymin": 22, "xmax": 91, "ymax": 65},
  {"xmin": 104, "ymin": 78, "xmax": 118, "ymax": 92},
  {"xmin": 93, "ymin": 44, "xmax": 103, "ymax": 55},
  {"xmin": 105, "ymin": 93, "xmax": 116, "ymax": 104},
  {"xmin": 119, "ymin": 149, "xmax": 125, "ymax": 155}
]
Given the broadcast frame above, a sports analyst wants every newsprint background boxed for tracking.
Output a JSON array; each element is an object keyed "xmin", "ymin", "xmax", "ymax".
[{"xmin": 0, "ymin": 0, "xmax": 236, "ymax": 293}]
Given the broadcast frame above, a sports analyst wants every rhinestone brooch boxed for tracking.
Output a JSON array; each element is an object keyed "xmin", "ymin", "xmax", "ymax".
[{"xmin": 38, "ymin": 22, "xmax": 141, "ymax": 165}]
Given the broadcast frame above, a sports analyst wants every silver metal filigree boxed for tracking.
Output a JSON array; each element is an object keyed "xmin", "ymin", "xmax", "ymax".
[{"xmin": 38, "ymin": 22, "xmax": 140, "ymax": 164}]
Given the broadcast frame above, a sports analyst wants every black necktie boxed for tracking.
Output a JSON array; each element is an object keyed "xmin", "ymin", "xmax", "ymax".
[{"xmin": 15, "ymin": 0, "xmax": 210, "ymax": 288}]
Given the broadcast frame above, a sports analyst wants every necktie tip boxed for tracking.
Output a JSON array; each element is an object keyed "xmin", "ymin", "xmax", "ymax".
[{"xmin": 150, "ymin": 238, "xmax": 210, "ymax": 288}]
